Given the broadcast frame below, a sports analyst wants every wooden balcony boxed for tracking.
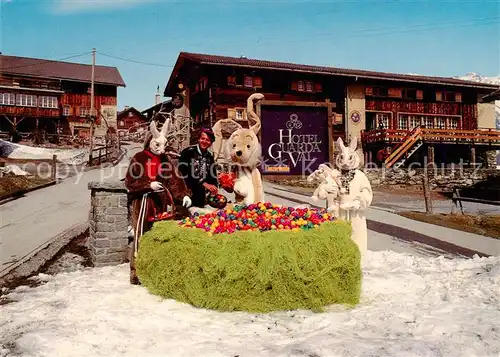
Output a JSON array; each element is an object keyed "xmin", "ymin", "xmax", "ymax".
[
  {"xmin": 361, "ymin": 127, "xmax": 500, "ymax": 146},
  {"xmin": 0, "ymin": 105, "xmax": 60, "ymax": 118}
]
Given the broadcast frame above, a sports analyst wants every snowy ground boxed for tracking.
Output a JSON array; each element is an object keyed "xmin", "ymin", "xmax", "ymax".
[
  {"xmin": 1, "ymin": 251, "xmax": 499, "ymax": 357},
  {"xmin": 0, "ymin": 140, "xmax": 88, "ymax": 165}
]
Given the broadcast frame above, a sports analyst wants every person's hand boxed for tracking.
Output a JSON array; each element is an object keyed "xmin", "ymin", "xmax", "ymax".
[
  {"xmin": 340, "ymin": 200, "xmax": 361, "ymax": 211},
  {"xmin": 182, "ymin": 196, "xmax": 192, "ymax": 208},
  {"xmin": 150, "ymin": 181, "xmax": 164, "ymax": 191},
  {"xmin": 203, "ymin": 183, "xmax": 218, "ymax": 195}
]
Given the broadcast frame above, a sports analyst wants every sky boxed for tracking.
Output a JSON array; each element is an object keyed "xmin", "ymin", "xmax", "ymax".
[{"xmin": 0, "ymin": 0, "xmax": 499, "ymax": 111}]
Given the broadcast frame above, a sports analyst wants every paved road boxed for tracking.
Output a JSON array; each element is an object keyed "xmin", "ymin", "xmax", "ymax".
[
  {"xmin": 263, "ymin": 183, "xmax": 500, "ymax": 257},
  {"xmin": 0, "ymin": 143, "xmax": 141, "ymax": 278}
]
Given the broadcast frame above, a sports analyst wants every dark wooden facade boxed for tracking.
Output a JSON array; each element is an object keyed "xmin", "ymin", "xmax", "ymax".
[
  {"xmin": 117, "ymin": 106, "xmax": 147, "ymax": 132},
  {"xmin": 164, "ymin": 52, "xmax": 500, "ymax": 171},
  {"xmin": 0, "ymin": 54, "xmax": 125, "ymax": 139}
]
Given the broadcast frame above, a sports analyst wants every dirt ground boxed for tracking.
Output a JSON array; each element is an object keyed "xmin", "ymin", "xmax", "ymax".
[
  {"xmin": 268, "ymin": 182, "xmax": 449, "ymax": 201},
  {"xmin": 399, "ymin": 211, "xmax": 500, "ymax": 239},
  {"xmin": 0, "ymin": 175, "xmax": 54, "ymax": 199}
]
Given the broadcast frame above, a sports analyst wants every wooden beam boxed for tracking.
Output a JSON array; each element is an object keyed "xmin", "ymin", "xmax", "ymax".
[
  {"xmin": 3, "ymin": 115, "xmax": 14, "ymax": 126},
  {"xmin": 261, "ymin": 100, "xmax": 335, "ymax": 108},
  {"xmin": 326, "ymin": 99, "xmax": 334, "ymax": 164}
]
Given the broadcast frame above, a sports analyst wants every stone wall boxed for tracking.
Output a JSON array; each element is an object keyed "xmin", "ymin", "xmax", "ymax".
[
  {"xmin": 266, "ymin": 168, "xmax": 499, "ymax": 192},
  {"xmin": 88, "ymin": 181, "xmax": 129, "ymax": 267},
  {"xmin": 365, "ymin": 168, "xmax": 500, "ymax": 191}
]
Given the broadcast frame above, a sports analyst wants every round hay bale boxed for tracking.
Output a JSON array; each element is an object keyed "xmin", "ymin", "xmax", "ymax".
[{"xmin": 136, "ymin": 220, "xmax": 361, "ymax": 313}]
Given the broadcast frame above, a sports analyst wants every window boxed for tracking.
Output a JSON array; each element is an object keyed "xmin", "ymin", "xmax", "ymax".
[
  {"xmin": 16, "ymin": 94, "xmax": 37, "ymax": 107},
  {"xmin": 375, "ymin": 113, "xmax": 390, "ymax": 129},
  {"xmin": 403, "ymin": 88, "xmax": 417, "ymax": 99},
  {"xmin": 448, "ymin": 117, "xmax": 459, "ymax": 129},
  {"xmin": 244, "ymin": 76, "xmax": 253, "ymax": 88},
  {"xmin": 227, "ymin": 76, "xmax": 236, "ymax": 86},
  {"xmin": 39, "ymin": 96, "xmax": 58, "ymax": 108},
  {"xmin": 409, "ymin": 115, "xmax": 422, "ymax": 129},
  {"xmin": 297, "ymin": 81, "xmax": 304, "ymax": 92},
  {"xmin": 398, "ymin": 116, "xmax": 408, "ymax": 130},
  {"xmin": 62, "ymin": 106, "xmax": 71, "ymax": 116},
  {"xmin": 436, "ymin": 117, "xmax": 446, "ymax": 129},
  {"xmin": 128, "ymin": 111, "xmax": 133, "ymax": 117},
  {"xmin": 423, "ymin": 117, "xmax": 434, "ymax": 128},
  {"xmin": 373, "ymin": 87, "xmax": 388, "ymax": 97},
  {"xmin": 235, "ymin": 108, "xmax": 245, "ymax": 121},
  {"xmin": 253, "ymin": 77, "xmax": 262, "ymax": 88},
  {"xmin": 305, "ymin": 81, "xmax": 313, "ymax": 92},
  {"xmin": 398, "ymin": 114, "xmax": 460, "ymax": 129},
  {"xmin": 79, "ymin": 107, "xmax": 89, "ymax": 117},
  {"xmin": 0, "ymin": 93, "xmax": 16, "ymax": 105},
  {"xmin": 436, "ymin": 90, "xmax": 459, "ymax": 102}
]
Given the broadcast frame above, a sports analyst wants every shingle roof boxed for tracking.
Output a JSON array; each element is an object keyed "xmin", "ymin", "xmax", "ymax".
[
  {"xmin": 0, "ymin": 54, "xmax": 126, "ymax": 87},
  {"xmin": 165, "ymin": 52, "xmax": 499, "ymax": 94}
]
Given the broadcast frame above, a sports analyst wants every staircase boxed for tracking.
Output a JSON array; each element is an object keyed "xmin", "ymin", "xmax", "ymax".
[{"xmin": 385, "ymin": 127, "xmax": 423, "ymax": 169}]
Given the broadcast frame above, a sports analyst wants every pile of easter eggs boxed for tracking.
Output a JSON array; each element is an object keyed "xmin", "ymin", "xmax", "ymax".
[{"xmin": 179, "ymin": 202, "xmax": 336, "ymax": 236}]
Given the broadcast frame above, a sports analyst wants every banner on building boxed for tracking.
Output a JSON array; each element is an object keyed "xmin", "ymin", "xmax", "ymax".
[{"xmin": 260, "ymin": 105, "xmax": 329, "ymax": 175}]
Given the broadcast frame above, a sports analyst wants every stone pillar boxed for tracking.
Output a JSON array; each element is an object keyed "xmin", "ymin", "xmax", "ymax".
[
  {"xmin": 88, "ymin": 181, "xmax": 129, "ymax": 267},
  {"xmin": 471, "ymin": 147, "xmax": 476, "ymax": 168},
  {"xmin": 427, "ymin": 145, "xmax": 435, "ymax": 165}
]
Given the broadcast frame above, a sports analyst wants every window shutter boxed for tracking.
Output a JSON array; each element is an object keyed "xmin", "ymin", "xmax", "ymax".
[
  {"xmin": 365, "ymin": 86, "xmax": 374, "ymax": 96},
  {"xmin": 314, "ymin": 83, "xmax": 322, "ymax": 92},
  {"xmin": 291, "ymin": 81, "xmax": 298, "ymax": 91},
  {"xmin": 388, "ymin": 88, "xmax": 402, "ymax": 98},
  {"xmin": 227, "ymin": 108, "xmax": 236, "ymax": 119},
  {"xmin": 435, "ymin": 91, "xmax": 443, "ymax": 101},
  {"xmin": 227, "ymin": 76, "xmax": 236, "ymax": 86},
  {"xmin": 455, "ymin": 92, "xmax": 462, "ymax": 103},
  {"xmin": 253, "ymin": 77, "xmax": 262, "ymax": 88},
  {"xmin": 416, "ymin": 90, "xmax": 423, "ymax": 100}
]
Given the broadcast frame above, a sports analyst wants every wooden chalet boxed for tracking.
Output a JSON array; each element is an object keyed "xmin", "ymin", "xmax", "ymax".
[
  {"xmin": 0, "ymin": 54, "xmax": 125, "ymax": 140},
  {"xmin": 117, "ymin": 106, "xmax": 147, "ymax": 133},
  {"xmin": 164, "ymin": 52, "xmax": 500, "ymax": 175}
]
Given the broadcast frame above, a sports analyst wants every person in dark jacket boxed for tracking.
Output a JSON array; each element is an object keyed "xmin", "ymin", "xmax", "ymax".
[{"xmin": 178, "ymin": 128, "xmax": 219, "ymax": 208}]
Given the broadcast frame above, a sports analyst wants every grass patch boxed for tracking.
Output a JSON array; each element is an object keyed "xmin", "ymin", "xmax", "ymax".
[
  {"xmin": 399, "ymin": 211, "xmax": 500, "ymax": 239},
  {"xmin": 136, "ymin": 220, "xmax": 360, "ymax": 313},
  {"xmin": 0, "ymin": 175, "xmax": 54, "ymax": 199}
]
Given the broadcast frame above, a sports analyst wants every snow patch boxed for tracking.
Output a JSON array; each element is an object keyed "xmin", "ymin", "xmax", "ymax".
[
  {"xmin": 1, "ymin": 251, "xmax": 499, "ymax": 356},
  {"xmin": 0, "ymin": 140, "xmax": 89, "ymax": 165},
  {"xmin": 0, "ymin": 165, "xmax": 30, "ymax": 176}
]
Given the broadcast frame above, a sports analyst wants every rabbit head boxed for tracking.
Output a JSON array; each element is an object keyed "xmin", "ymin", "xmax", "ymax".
[
  {"xmin": 335, "ymin": 137, "xmax": 360, "ymax": 170},
  {"xmin": 148, "ymin": 119, "xmax": 170, "ymax": 155},
  {"xmin": 223, "ymin": 93, "xmax": 264, "ymax": 167}
]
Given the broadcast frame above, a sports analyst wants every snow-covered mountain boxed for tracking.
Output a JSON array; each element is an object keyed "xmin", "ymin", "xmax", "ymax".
[
  {"xmin": 456, "ymin": 73, "xmax": 500, "ymax": 120},
  {"xmin": 455, "ymin": 72, "xmax": 500, "ymax": 85}
]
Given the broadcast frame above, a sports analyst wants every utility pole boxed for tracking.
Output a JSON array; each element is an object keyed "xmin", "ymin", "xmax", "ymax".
[{"xmin": 88, "ymin": 48, "xmax": 96, "ymax": 165}]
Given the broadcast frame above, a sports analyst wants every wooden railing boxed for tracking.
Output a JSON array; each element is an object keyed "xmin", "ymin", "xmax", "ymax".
[
  {"xmin": 89, "ymin": 145, "xmax": 116, "ymax": 166},
  {"xmin": 420, "ymin": 128, "xmax": 500, "ymax": 144},
  {"xmin": 385, "ymin": 127, "xmax": 422, "ymax": 168},
  {"xmin": 362, "ymin": 128, "xmax": 500, "ymax": 145}
]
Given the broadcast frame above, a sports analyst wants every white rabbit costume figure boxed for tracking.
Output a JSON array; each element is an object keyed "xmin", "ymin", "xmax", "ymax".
[
  {"xmin": 332, "ymin": 137, "xmax": 373, "ymax": 255},
  {"xmin": 307, "ymin": 163, "xmax": 341, "ymax": 217}
]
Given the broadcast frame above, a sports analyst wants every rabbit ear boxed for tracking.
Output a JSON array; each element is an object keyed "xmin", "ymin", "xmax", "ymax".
[
  {"xmin": 349, "ymin": 136, "xmax": 358, "ymax": 152},
  {"xmin": 336, "ymin": 137, "xmax": 345, "ymax": 150},
  {"xmin": 150, "ymin": 121, "xmax": 160, "ymax": 139},
  {"xmin": 161, "ymin": 118, "xmax": 170, "ymax": 136},
  {"xmin": 214, "ymin": 118, "xmax": 243, "ymax": 138}
]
